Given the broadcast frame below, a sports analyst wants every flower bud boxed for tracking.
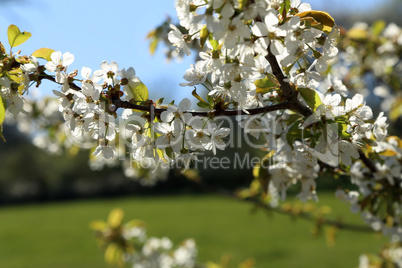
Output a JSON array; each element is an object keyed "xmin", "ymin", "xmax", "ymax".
[{"xmin": 109, "ymin": 104, "xmax": 117, "ymax": 112}]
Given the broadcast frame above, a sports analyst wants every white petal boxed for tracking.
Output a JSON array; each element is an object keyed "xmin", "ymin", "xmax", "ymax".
[
  {"xmin": 221, "ymin": 3, "xmax": 235, "ymax": 19},
  {"xmin": 100, "ymin": 61, "xmax": 110, "ymax": 72},
  {"xmin": 81, "ymin": 67, "xmax": 92, "ymax": 79},
  {"xmin": 179, "ymin": 98, "xmax": 191, "ymax": 110},
  {"xmin": 50, "ymin": 51, "xmax": 61, "ymax": 64},
  {"xmin": 161, "ymin": 111, "xmax": 175, "ymax": 122},
  {"xmin": 62, "ymin": 52, "xmax": 74, "ymax": 67},
  {"xmin": 45, "ymin": 62, "xmax": 57, "ymax": 72},
  {"xmin": 315, "ymin": 58, "xmax": 328, "ymax": 73},
  {"xmin": 265, "ymin": 13, "xmax": 279, "ymax": 29},
  {"xmin": 252, "ymin": 22, "xmax": 268, "ymax": 37},
  {"xmin": 110, "ymin": 61, "xmax": 119, "ymax": 73},
  {"xmin": 270, "ymin": 40, "xmax": 284, "ymax": 56}
]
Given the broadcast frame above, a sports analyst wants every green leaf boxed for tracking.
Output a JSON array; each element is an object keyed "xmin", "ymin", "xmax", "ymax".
[
  {"xmin": 192, "ymin": 89, "xmax": 210, "ymax": 107},
  {"xmin": 346, "ymin": 27, "xmax": 368, "ymax": 40},
  {"xmin": 371, "ymin": 20, "xmax": 386, "ymax": 37},
  {"xmin": 279, "ymin": 0, "xmax": 291, "ymax": 20},
  {"xmin": 206, "ymin": 94, "xmax": 214, "ymax": 104},
  {"xmin": 286, "ymin": 118, "xmax": 311, "ymax": 147},
  {"xmin": 7, "ymin": 24, "xmax": 32, "ymax": 48},
  {"xmin": 298, "ymin": 87, "xmax": 322, "ymax": 111},
  {"xmin": 32, "ymin": 48, "xmax": 55, "ymax": 61},
  {"xmin": 125, "ymin": 219, "xmax": 145, "ymax": 228},
  {"xmin": 390, "ymin": 97, "xmax": 402, "ymax": 121},
  {"xmin": 200, "ymin": 26, "xmax": 209, "ymax": 49},
  {"xmin": 0, "ymin": 96, "xmax": 5, "ymax": 142},
  {"xmin": 197, "ymin": 101, "xmax": 211, "ymax": 108},
  {"xmin": 149, "ymin": 38, "xmax": 159, "ymax": 55},
  {"xmin": 0, "ymin": 96, "xmax": 5, "ymax": 126},
  {"xmin": 165, "ymin": 147, "xmax": 175, "ymax": 159},
  {"xmin": 237, "ymin": 0, "xmax": 247, "ymax": 10},
  {"xmin": 337, "ymin": 122, "xmax": 352, "ymax": 138},
  {"xmin": 296, "ymin": 10, "xmax": 335, "ymax": 34},
  {"xmin": 254, "ymin": 74, "xmax": 280, "ymax": 94},
  {"xmin": 129, "ymin": 81, "xmax": 149, "ymax": 102},
  {"xmin": 89, "ymin": 220, "xmax": 107, "ymax": 231},
  {"xmin": 104, "ymin": 243, "xmax": 121, "ymax": 265},
  {"xmin": 286, "ymin": 120, "xmax": 301, "ymax": 147},
  {"xmin": 209, "ymin": 37, "xmax": 219, "ymax": 51},
  {"xmin": 107, "ymin": 208, "xmax": 124, "ymax": 228}
]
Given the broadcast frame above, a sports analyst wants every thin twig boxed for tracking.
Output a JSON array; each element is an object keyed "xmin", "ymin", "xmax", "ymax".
[{"xmin": 194, "ymin": 180, "xmax": 374, "ymax": 233}]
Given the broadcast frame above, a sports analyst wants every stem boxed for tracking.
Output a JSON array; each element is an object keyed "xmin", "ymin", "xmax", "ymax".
[
  {"xmin": 113, "ymin": 98, "xmax": 292, "ymax": 117},
  {"xmin": 194, "ymin": 180, "xmax": 374, "ymax": 233}
]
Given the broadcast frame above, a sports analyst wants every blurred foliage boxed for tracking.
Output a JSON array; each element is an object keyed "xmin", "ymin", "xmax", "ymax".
[
  {"xmin": 331, "ymin": 0, "xmax": 402, "ymax": 27},
  {"xmin": 0, "ymin": 124, "xmax": 154, "ymax": 204},
  {"xmin": 0, "ymin": 194, "xmax": 387, "ymax": 268}
]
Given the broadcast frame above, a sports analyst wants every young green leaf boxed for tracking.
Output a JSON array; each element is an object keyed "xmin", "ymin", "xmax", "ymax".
[
  {"xmin": 209, "ymin": 37, "xmax": 219, "ymax": 51},
  {"xmin": 200, "ymin": 26, "xmax": 209, "ymax": 49},
  {"xmin": 279, "ymin": 0, "xmax": 291, "ymax": 20},
  {"xmin": 371, "ymin": 20, "xmax": 386, "ymax": 37},
  {"xmin": 0, "ymin": 96, "xmax": 5, "ymax": 126},
  {"xmin": 0, "ymin": 96, "xmax": 5, "ymax": 142},
  {"xmin": 149, "ymin": 38, "xmax": 159, "ymax": 55},
  {"xmin": 237, "ymin": 0, "xmax": 247, "ymax": 10},
  {"xmin": 296, "ymin": 11, "xmax": 335, "ymax": 34},
  {"xmin": 197, "ymin": 101, "xmax": 211, "ymax": 108},
  {"xmin": 7, "ymin": 24, "xmax": 32, "ymax": 48},
  {"xmin": 32, "ymin": 48, "xmax": 55, "ymax": 61},
  {"xmin": 254, "ymin": 74, "xmax": 280, "ymax": 94},
  {"xmin": 298, "ymin": 87, "xmax": 322, "ymax": 111},
  {"xmin": 107, "ymin": 208, "xmax": 124, "ymax": 228},
  {"xmin": 129, "ymin": 81, "xmax": 149, "ymax": 102}
]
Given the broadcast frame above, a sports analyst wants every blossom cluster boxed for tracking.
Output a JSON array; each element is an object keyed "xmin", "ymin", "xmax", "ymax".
[
  {"xmin": 91, "ymin": 209, "xmax": 198, "ymax": 268},
  {"xmin": 164, "ymin": 0, "xmax": 402, "ymax": 237},
  {"xmin": 334, "ymin": 21, "xmax": 402, "ymax": 120},
  {"xmin": 358, "ymin": 242, "xmax": 402, "ymax": 268}
]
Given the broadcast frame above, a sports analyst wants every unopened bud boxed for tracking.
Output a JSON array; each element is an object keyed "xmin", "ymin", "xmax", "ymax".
[
  {"xmin": 121, "ymin": 78, "xmax": 128, "ymax": 85},
  {"xmin": 109, "ymin": 104, "xmax": 117, "ymax": 112}
]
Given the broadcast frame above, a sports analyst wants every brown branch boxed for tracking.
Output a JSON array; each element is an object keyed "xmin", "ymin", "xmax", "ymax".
[
  {"xmin": 41, "ymin": 72, "xmax": 293, "ymax": 117},
  {"xmin": 41, "ymin": 74, "xmax": 81, "ymax": 91},
  {"xmin": 113, "ymin": 98, "xmax": 292, "ymax": 117},
  {"xmin": 194, "ymin": 180, "xmax": 374, "ymax": 233},
  {"xmin": 266, "ymin": 44, "xmax": 296, "ymax": 99},
  {"xmin": 359, "ymin": 150, "xmax": 377, "ymax": 173},
  {"xmin": 265, "ymin": 45, "xmax": 312, "ymax": 117}
]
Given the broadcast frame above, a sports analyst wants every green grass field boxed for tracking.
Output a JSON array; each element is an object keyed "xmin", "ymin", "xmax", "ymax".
[{"xmin": 0, "ymin": 193, "xmax": 386, "ymax": 268}]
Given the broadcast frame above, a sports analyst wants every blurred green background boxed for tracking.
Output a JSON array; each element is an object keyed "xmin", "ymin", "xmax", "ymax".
[{"xmin": 0, "ymin": 194, "xmax": 387, "ymax": 268}]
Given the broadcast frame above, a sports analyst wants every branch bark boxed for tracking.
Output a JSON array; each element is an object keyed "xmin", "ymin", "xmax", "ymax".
[{"xmin": 194, "ymin": 179, "xmax": 374, "ymax": 233}]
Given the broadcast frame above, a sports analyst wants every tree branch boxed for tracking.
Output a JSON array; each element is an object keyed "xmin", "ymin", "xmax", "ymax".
[
  {"xmin": 194, "ymin": 179, "xmax": 374, "ymax": 233},
  {"xmin": 264, "ymin": 46, "xmax": 377, "ymax": 173},
  {"xmin": 113, "ymin": 98, "xmax": 292, "ymax": 117},
  {"xmin": 265, "ymin": 45, "xmax": 312, "ymax": 117},
  {"xmin": 41, "ymin": 72, "xmax": 293, "ymax": 117}
]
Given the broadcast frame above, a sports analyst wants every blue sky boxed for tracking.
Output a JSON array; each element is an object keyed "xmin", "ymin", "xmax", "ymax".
[{"xmin": 0, "ymin": 0, "xmax": 384, "ymax": 102}]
